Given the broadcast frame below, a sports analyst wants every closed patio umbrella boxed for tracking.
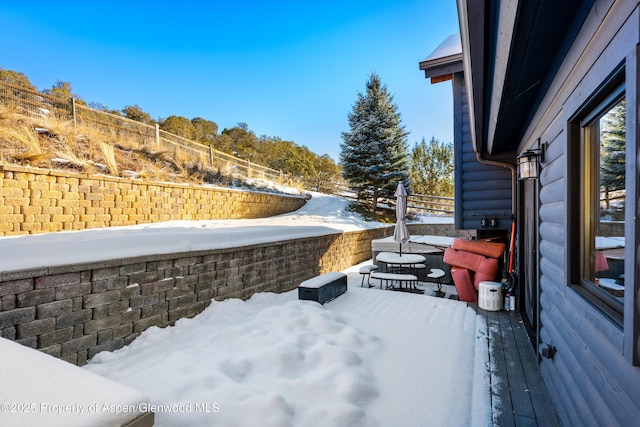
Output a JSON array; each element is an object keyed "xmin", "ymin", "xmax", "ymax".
[{"xmin": 393, "ymin": 181, "xmax": 410, "ymax": 255}]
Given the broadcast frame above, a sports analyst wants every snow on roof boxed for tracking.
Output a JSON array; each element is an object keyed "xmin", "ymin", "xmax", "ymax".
[{"xmin": 422, "ymin": 33, "xmax": 462, "ymax": 62}]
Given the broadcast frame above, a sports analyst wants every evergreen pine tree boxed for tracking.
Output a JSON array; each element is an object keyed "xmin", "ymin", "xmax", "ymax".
[
  {"xmin": 600, "ymin": 98, "xmax": 625, "ymax": 210},
  {"xmin": 340, "ymin": 73, "xmax": 410, "ymax": 211}
]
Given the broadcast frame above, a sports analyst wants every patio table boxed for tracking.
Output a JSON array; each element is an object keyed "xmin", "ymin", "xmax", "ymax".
[
  {"xmin": 375, "ymin": 252, "xmax": 426, "ymax": 291},
  {"xmin": 371, "ymin": 235, "xmax": 454, "ymax": 283}
]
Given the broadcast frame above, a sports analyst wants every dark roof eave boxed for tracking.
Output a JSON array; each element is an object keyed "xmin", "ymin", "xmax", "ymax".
[
  {"xmin": 460, "ymin": 0, "xmax": 593, "ymax": 157},
  {"xmin": 419, "ymin": 53, "xmax": 463, "ymax": 71}
]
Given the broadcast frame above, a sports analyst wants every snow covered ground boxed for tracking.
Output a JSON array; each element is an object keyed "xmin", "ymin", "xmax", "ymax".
[
  {"xmin": 0, "ymin": 192, "xmax": 491, "ymax": 426},
  {"xmin": 83, "ymin": 268, "xmax": 491, "ymax": 427},
  {"xmin": 0, "ymin": 192, "xmax": 392, "ymax": 272}
]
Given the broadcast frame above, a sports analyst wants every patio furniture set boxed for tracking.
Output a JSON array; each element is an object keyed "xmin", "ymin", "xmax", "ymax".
[
  {"xmin": 297, "ymin": 234, "xmax": 507, "ymax": 305},
  {"xmin": 365, "ymin": 235, "xmax": 507, "ymax": 302},
  {"xmin": 360, "ymin": 251, "xmax": 446, "ymax": 294},
  {"xmin": 360, "ymin": 234, "xmax": 456, "ymax": 295}
]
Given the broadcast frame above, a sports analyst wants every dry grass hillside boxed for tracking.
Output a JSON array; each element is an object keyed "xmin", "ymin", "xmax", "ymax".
[
  {"xmin": 0, "ymin": 105, "xmax": 297, "ymax": 193},
  {"xmin": 0, "ymin": 105, "xmax": 396, "ymax": 223}
]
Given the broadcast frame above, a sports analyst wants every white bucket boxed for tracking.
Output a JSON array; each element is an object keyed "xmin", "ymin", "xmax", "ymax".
[{"xmin": 478, "ymin": 281, "xmax": 503, "ymax": 311}]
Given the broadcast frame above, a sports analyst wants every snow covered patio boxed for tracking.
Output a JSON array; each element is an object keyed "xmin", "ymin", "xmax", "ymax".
[
  {"xmin": 81, "ymin": 263, "xmax": 491, "ymax": 426},
  {"xmin": 0, "ymin": 192, "xmax": 558, "ymax": 425},
  {"xmin": 79, "ymin": 263, "xmax": 557, "ymax": 427},
  {"xmin": 0, "ymin": 262, "xmax": 558, "ymax": 426}
]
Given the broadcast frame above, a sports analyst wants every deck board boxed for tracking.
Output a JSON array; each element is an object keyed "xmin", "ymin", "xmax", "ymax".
[
  {"xmin": 500, "ymin": 311, "xmax": 537, "ymax": 420},
  {"xmin": 473, "ymin": 304, "xmax": 559, "ymax": 426},
  {"xmin": 486, "ymin": 310, "xmax": 515, "ymax": 426},
  {"xmin": 508, "ymin": 314, "xmax": 559, "ymax": 426}
]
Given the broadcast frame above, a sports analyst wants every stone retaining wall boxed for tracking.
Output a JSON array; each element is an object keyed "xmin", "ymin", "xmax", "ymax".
[
  {"xmin": 0, "ymin": 165, "xmax": 306, "ymax": 236},
  {"xmin": 408, "ymin": 223, "xmax": 476, "ymax": 239},
  {"xmin": 0, "ymin": 227, "xmax": 393, "ymax": 365}
]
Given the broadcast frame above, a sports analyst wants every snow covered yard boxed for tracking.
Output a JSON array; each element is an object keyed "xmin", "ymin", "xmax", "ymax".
[
  {"xmin": 83, "ymin": 263, "xmax": 491, "ymax": 427},
  {"xmin": 1, "ymin": 191, "xmax": 490, "ymax": 426}
]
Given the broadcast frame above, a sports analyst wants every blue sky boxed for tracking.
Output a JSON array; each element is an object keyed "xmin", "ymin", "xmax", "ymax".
[{"xmin": 0, "ymin": 0, "xmax": 459, "ymax": 162}]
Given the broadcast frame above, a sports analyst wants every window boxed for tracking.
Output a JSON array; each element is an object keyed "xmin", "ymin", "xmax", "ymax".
[{"xmin": 571, "ymin": 73, "xmax": 626, "ymax": 325}]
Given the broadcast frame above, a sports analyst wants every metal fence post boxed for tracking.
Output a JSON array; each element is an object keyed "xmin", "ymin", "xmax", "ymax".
[{"xmin": 70, "ymin": 97, "xmax": 76, "ymax": 127}]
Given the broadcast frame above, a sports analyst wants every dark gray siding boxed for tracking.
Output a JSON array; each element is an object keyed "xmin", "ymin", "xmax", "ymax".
[
  {"xmin": 521, "ymin": 0, "xmax": 640, "ymax": 425},
  {"xmin": 453, "ymin": 73, "xmax": 512, "ymax": 230}
]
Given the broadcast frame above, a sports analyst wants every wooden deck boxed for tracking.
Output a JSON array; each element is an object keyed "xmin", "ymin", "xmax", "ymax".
[{"xmin": 473, "ymin": 306, "xmax": 560, "ymax": 426}]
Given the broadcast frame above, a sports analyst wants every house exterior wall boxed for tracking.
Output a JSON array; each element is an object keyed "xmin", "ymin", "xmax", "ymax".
[
  {"xmin": 452, "ymin": 74, "xmax": 512, "ymax": 231},
  {"xmin": 518, "ymin": 1, "xmax": 639, "ymax": 424}
]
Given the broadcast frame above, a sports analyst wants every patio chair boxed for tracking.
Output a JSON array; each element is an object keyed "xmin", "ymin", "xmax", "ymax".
[
  {"xmin": 359, "ymin": 264, "xmax": 379, "ymax": 287},
  {"xmin": 443, "ymin": 239, "xmax": 505, "ymax": 302},
  {"xmin": 427, "ymin": 268, "xmax": 445, "ymax": 292}
]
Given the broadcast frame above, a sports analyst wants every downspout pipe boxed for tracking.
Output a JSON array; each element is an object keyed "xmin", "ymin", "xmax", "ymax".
[
  {"xmin": 474, "ymin": 152, "xmax": 517, "ymax": 215},
  {"xmin": 475, "ymin": 151, "xmax": 518, "ymax": 275}
]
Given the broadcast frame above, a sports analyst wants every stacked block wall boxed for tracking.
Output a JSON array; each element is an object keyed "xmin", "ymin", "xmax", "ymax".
[
  {"xmin": 0, "ymin": 165, "xmax": 306, "ymax": 236},
  {"xmin": 0, "ymin": 227, "xmax": 393, "ymax": 365}
]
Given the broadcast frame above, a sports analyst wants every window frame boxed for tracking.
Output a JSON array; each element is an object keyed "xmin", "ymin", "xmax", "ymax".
[{"xmin": 568, "ymin": 63, "xmax": 626, "ymax": 328}]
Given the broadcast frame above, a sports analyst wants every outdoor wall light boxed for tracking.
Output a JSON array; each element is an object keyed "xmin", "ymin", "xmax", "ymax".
[{"xmin": 517, "ymin": 139, "xmax": 546, "ymax": 180}]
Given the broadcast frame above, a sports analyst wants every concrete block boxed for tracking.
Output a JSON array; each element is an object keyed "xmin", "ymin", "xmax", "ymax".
[
  {"xmin": 152, "ymin": 301, "xmax": 169, "ymax": 315},
  {"xmin": 0, "ymin": 278, "xmax": 33, "ymax": 297},
  {"xmin": 174, "ymin": 256, "xmax": 200, "ymax": 267},
  {"xmin": 16, "ymin": 336, "xmax": 38, "ymax": 348},
  {"xmin": 0, "ymin": 306, "xmax": 36, "ymax": 328},
  {"xmin": 128, "ymin": 271, "xmax": 161, "ymax": 286},
  {"xmin": 16, "ymin": 288, "xmax": 55, "ymax": 307},
  {"xmin": 166, "ymin": 285, "xmax": 194, "ymax": 300},
  {"xmin": 150, "ymin": 278, "xmax": 174, "ymax": 293},
  {"xmin": 2, "ymin": 326, "xmax": 16, "ymax": 339},
  {"xmin": 168, "ymin": 307, "xmax": 187, "ymax": 322},
  {"xmin": 121, "ymin": 283, "xmax": 141, "ymax": 299},
  {"xmin": 37, "ymin": 299, "xmax": 73, "ymax": 319},
  {"xmin": 83, "ymin": 290, "xmax": 121, "ymax": 308},
  {"xmin": 84, "ymin": 314, "xmax": 122, "ymax": 334},
  {"xmin": 97, "ymin": 329, "xmax": 113, "ymax": 344},
  {"xmin": 133, "ymin": 315, "xmax": 161, "ymax": 333},
  {"xmin": 39, "ymin": 327, "xmax": 74, "ymax": 348},
  {"xmin": 119, "ymin": 263, "xmax": 147, "ymax": 276},
  {"xmin": 39, "ymin": 344, "xmax": 62, "ymax": 358},
  {"xmin": 174, "ymin": 275, "xmax": 198, "ymax": 287},
  {"xmin": 1, "ymin": 294, "xmax": 16, "ymax": 311},
  {"xmin": 56, "ymin": 309, "xmax": 92, "ymax": 328},
  {"xmin": 61, "ymin": 334, "xmax": 97, "ymax": 357},
  {"xmin": 188, "ymin": 263, "xmax": 211, "ymax": 275},
  {"xmin": 55, "ymin": 283, "xmax": 92, "ymax": 300},
  {"xmin": 113, "ymin": 323, "xmax": 133, "ymax": 339},
  {"xmin": 34, "ymin": 272, "xmax": 82, "ymax": 289},
  {"xmin": 121, "ymin": 309, "xmax": 141, "ymax": 324},
  {"xmin": 92, "ymin": 276, "xmax": 128, "ymax": 293},
  {"xmin": 130, "ymin": 293, "xmax": 159, "ymax": 309},
  {"xmin": 108, "ymin": 300, "xmax": 130, "ymax": 316},
  {"xmin": 17, "ymin": 318, "xmax": 56, "ymax": 339},
  {"xmin": 92, "ymin": 304, "xmax": 110, "ymax": 320}
]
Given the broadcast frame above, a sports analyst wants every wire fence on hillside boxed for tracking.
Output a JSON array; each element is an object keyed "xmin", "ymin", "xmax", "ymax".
[
  {"xmin": 0, "ymin": 81, "xmax": 287, "ymax": 186},
  {"xmin": 0, "ymin": 81, "xmax": 454, "ymax": 216}
]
